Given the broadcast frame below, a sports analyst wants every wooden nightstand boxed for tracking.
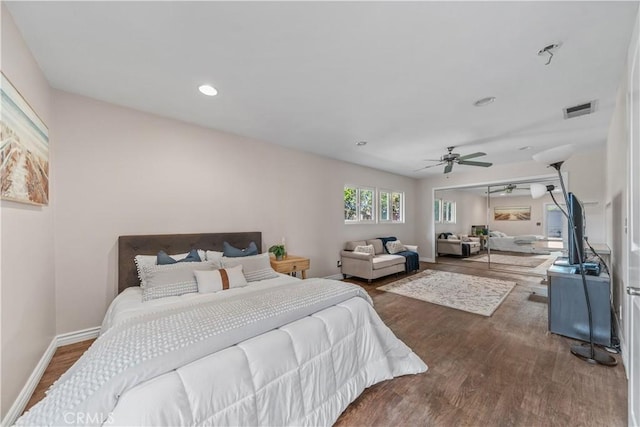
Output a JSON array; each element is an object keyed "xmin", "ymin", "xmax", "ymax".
[{"xmin": 270, "ymin": 255, "xmax": 310, "ymax": 279}]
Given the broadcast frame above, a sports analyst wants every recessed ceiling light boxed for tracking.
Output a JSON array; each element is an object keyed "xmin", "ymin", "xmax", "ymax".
[
  {"xmin": 474, "ymin": 96, "xmax": 496, "ymax": 107},
  {"xmin": 356, "ymin": 141, "xmax": 367, "ymax": 146},
  {"xmin": 198, "ymin": 84, "xmax": 218, "ymax": 96},
  {"xmin": 519, "ymin": 146, "xmax": 532, "ymax": 151}
]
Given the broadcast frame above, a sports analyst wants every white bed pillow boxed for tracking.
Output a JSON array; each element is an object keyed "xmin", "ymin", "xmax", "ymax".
[
  {"xmin": 205, "ymin": 250, "xmax": 224, "ymax": 266},
  {"xmin": 386, "ymin": 240, "xmax": 406, "ymax": 254},
  {"xmin": 195, "ymin": 264, "xmax": 247, "ymax": 293},
  {"xmin": 135, "ymin": 250, "xmax": 208, "ymax": 280},
  {"xmin": 222, "ymin": 253, "xmax": 279, "ymax": 282},
  {"xmin": 353, "ymin": 244, "xmax": 375, "ymax": 255},
  {"xmin": 139, "ymin": 261, "xmax": 217, "ymax": 301},
  {"xmin": 490, "ymin": 231, "xmax": 508, "ymax": 238}
]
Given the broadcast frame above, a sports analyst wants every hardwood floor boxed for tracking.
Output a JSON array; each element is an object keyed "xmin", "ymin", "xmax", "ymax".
[
  {"xmin": 24, "ymin": 339, "xmax": 96, "ymax": 413},
  {"xmin": 337, "ymin": 261, "xmax": 627, "ymax": 426},
  {"xmin": 24, "ymin": 261, "xmax": 627, "ymax": 426}
]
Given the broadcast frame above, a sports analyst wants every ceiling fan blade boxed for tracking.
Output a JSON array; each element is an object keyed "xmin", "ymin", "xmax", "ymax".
[
  {"xmin": 444, "ymin": 162, "xmax": 453, "ymax": 174},
  {"xmin": 458, "ymin": 152, "xmax": 486, "ymax": 161},
  {"xmin": 458, "ymin": 160, "xmax": 492, "ymax": 167},
  {"xmin": 488, "ymin": 188, "xmax": 504, "ymax": 193},
  {"xmin": 413, "ymin": 162, "xmax": 445, "ymax": 172}
]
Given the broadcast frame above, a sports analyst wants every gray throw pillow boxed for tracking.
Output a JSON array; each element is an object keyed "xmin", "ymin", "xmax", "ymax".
[
  {"xmin": 140, "ymin": 261, "xmax": 217, "ymax": 301},
  {"xmin": 222, "ymin": 253, "xmax": 279, "ymax": 282},
  {"xmin": 223, "ymin": 241, "xmax": 259, "ymax": 257}
]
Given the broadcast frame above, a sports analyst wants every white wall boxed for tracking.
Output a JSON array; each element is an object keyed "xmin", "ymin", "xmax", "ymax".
[
  {"xmin": 52, "ymin": 90, "xmax": 418, "ymax": 334},
  {"xmin": 605, "ymin": 8, "xmax": 638, "ymax": 363},
  {"xmin": 0, "ymin": 4, "xmax": 55, "ymax": 418},
  {"xmin": 417, "ymin": 146, "xmax": 607, "ymax": 261}
]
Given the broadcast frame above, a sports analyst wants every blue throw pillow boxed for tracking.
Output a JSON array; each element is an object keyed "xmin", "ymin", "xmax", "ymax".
[
  {"xmin": 157, "ymin": 249, "xmax": 201, "ymax": 265},
  {"xmin": 223, "ymin": 241, "xmax": 258, "ymax": 257}
]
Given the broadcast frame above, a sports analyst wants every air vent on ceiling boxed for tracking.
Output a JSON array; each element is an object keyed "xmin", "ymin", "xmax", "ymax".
[{"xmin": 563, "ymin": 100, "xmax": 597, "ymax": 119}]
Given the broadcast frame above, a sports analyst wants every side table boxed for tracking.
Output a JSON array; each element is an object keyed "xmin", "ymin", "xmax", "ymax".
[{"xmin": 270, "ymin": 255, "xmax": 310, "ymax": 279}]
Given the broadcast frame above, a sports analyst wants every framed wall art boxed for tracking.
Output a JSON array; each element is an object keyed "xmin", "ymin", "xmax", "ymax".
[
  {"xmin": 494, "ymin": 206, "xmax": 531, "ymax": 221},
  {"xmin": 0, "ymin": 72, "xmax": 49, "ymax": 205}
]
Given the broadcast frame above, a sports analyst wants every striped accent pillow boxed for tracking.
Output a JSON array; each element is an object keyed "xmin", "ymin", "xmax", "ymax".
[
  {"xmin": 195, "ymin": 265, "xmax": 248, "ymax": 293},
  {"xmin": 139, "ymin": 261, "xmax": 217, "ymax": 301},
  {"xmin": 222, "ymin": 253, "xmax": 279, "ymax": 282}
]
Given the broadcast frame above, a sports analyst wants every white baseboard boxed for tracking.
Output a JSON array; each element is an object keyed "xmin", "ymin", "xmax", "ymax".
[
  {"xmin": 324, "ymin": 274, "xmax": 344, "ymax": 280},
  {"xmin": 2, "ymin": 326, "xmax": 100, "ymax": 426},
  {"xmin": 56, "ymin": 326, "xmax": 101, "ymax": 347},
  {"xmin": 2, "ymin": 338, "xmax": 57, "ymax": 427},
  {"xmin": 420, "ymin": 256, "xmax": 435, "ymax": 263}
]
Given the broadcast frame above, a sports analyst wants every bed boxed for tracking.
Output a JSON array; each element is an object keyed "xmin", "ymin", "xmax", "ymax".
[
  {"xmin": 16, "ymin": 232, "xmax": 427, "ymax": 426},
  {"xmin": 486, "ymin": 232, "xmax": 550, "ymax": 254}
]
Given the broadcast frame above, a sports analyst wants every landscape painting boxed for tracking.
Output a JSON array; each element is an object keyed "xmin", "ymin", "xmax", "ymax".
[
  {"xmin": 494, "ymin": 206, "xmax": 531, "ymax": 221},
  {"xmin": 0, "ymin": 73, "xmax": 49, "ymax": 205}
]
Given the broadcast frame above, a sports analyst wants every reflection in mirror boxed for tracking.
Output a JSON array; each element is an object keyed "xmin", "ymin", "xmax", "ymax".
[{"xmin": 435, "ymin": 178, "xmax": 564, "ymax": 280}]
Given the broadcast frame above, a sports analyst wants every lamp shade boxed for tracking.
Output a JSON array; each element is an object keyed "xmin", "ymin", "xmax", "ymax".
[
  {"xmin": 532, "ymin": 144, "xmax": 575, "ymax": 165},
  {"xmin": 531, "ymin": 183, "xmax": 550, "ymax": 199}
]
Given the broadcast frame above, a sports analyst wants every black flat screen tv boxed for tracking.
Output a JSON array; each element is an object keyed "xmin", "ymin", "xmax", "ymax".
[{"xmin": 568, "ymin": 192, "xmax": 586, "ymax": 265}]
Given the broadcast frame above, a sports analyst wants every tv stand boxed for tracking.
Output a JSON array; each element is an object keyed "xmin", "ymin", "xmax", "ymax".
[{"xmin": 547, "ymin": 265, "xmax": 612, "ymax": 346}]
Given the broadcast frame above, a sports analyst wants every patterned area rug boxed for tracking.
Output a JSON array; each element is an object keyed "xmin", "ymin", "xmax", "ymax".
[
  {"xmin": 377, "ymin": 270, "xmax": 516, "ymax": 316},
  {"xmin": 464, "ymin": 254, "xmax": 547, "ymax": 268}
]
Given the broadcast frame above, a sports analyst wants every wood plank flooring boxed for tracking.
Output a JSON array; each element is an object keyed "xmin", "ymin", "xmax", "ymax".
[
  {"xmin": 24, "ymin": 339, "xmax": 96, "ymax": 413},
  {"xmin": 337, "ymin": 261, "xmax": 627, "ymax": 426},
  {"xmin": 23, "ymin": 260, "xmax": 627, "ymax": 426}
]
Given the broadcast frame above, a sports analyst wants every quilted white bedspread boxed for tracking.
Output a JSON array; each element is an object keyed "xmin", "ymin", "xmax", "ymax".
[{"xmin": 18, "ymin": 276, "xmax": 427, "ymax": 426}]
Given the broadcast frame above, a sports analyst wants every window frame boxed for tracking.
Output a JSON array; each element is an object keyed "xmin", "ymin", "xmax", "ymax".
[
  {"xmin": 379, "ymin": 189, "xmax": 405, "ymax": 224},
  {"xmin": 434, "ymin": 198, "xmax": 442, "ymax": 223},
  {"xmin": 344, "ymin": 185, "xmax": 376, "ymax": 224},
  {"xmin": 442, "ymin": 200, "xmax": 457, "ymax": 224}
]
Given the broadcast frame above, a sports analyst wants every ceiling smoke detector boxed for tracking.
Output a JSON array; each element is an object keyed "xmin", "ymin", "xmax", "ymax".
[{"xmin": 563, "ymin": 100, "xmax": 598, "ymax": 119}]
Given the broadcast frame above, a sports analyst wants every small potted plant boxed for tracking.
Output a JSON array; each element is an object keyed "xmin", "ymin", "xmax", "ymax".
[{"xmin": 269, "ymin": 244, "xmax": 286, "ymax": 261}]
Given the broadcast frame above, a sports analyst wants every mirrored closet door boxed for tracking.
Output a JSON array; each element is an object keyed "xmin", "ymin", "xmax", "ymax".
[{"xmin": 435, "ymin": 177, "xmax": 564, "ymax": 277}]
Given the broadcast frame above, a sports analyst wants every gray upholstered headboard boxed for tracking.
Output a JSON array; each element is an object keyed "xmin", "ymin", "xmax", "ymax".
[{"xmin": 117, "ymin": 232, "xmax": 262, "ymax": 294}]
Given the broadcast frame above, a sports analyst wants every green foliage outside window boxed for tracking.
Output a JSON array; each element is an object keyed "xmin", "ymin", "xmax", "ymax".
[{"xmin": 344, "ymin": 187, "xmax": 357, "ymax": 220}]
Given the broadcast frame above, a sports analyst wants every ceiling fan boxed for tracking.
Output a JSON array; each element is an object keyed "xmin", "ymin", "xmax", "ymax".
[
  {"xmin": 488, "ymin": 183, "xmax": 528, "ymax": 194},
  {"xmin": 416, "ymin": 146, "xmax": 492, "ymax": 174}
]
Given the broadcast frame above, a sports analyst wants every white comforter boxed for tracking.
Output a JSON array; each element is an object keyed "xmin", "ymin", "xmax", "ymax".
[
  {"xmin": 487, "ymin": 235, "xmax": 549, "ymax": 254},
  {"xmin": 19, "ymin": 275, "xmax": 427, "ymax": 426}
]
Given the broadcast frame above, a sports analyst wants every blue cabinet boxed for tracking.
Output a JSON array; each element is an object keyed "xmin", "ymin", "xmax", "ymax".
[{"xmin": 547, "ymin": 266, "xmax": 612, "ymax": 346}]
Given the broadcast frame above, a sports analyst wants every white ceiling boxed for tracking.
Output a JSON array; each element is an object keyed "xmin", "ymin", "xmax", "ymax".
[{"xmin": 6, "ymin": 1, "xmax": 639, "ymax": 177}]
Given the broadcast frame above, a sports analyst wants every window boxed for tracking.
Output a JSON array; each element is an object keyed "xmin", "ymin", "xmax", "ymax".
[
  {"xmin": 434, "ymin": 198, "xmax": 442, "ymax": 223},
  {"xmin": 442, "ymin": 200, "xmax": 456, "ymax": 223},
  {"xmin": 379, "ymin": 190, "xmax": 405, "ymax": 223},
  {"xmin": 344, "ymin": 186, "xmax": 375, "ymax": 223}
]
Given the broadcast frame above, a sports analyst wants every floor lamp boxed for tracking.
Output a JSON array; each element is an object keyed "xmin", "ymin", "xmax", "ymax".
[{"xmin": 531, "ymin": 145, "xmax": 616, "ymax": 366}]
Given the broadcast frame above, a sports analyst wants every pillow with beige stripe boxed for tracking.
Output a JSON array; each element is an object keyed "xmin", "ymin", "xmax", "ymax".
[{"xmin": 195, "ymin": 264, "xmax": 247, "ymax": 293}]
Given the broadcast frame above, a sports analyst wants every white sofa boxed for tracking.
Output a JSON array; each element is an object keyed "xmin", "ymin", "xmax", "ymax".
[
  {"xmin": 341, "ymin": 238, "xmax": 417, "ymax": 283},
  {"xmin": 436, "ymin": 233, "xmax": 481, "ymax": 257}
]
